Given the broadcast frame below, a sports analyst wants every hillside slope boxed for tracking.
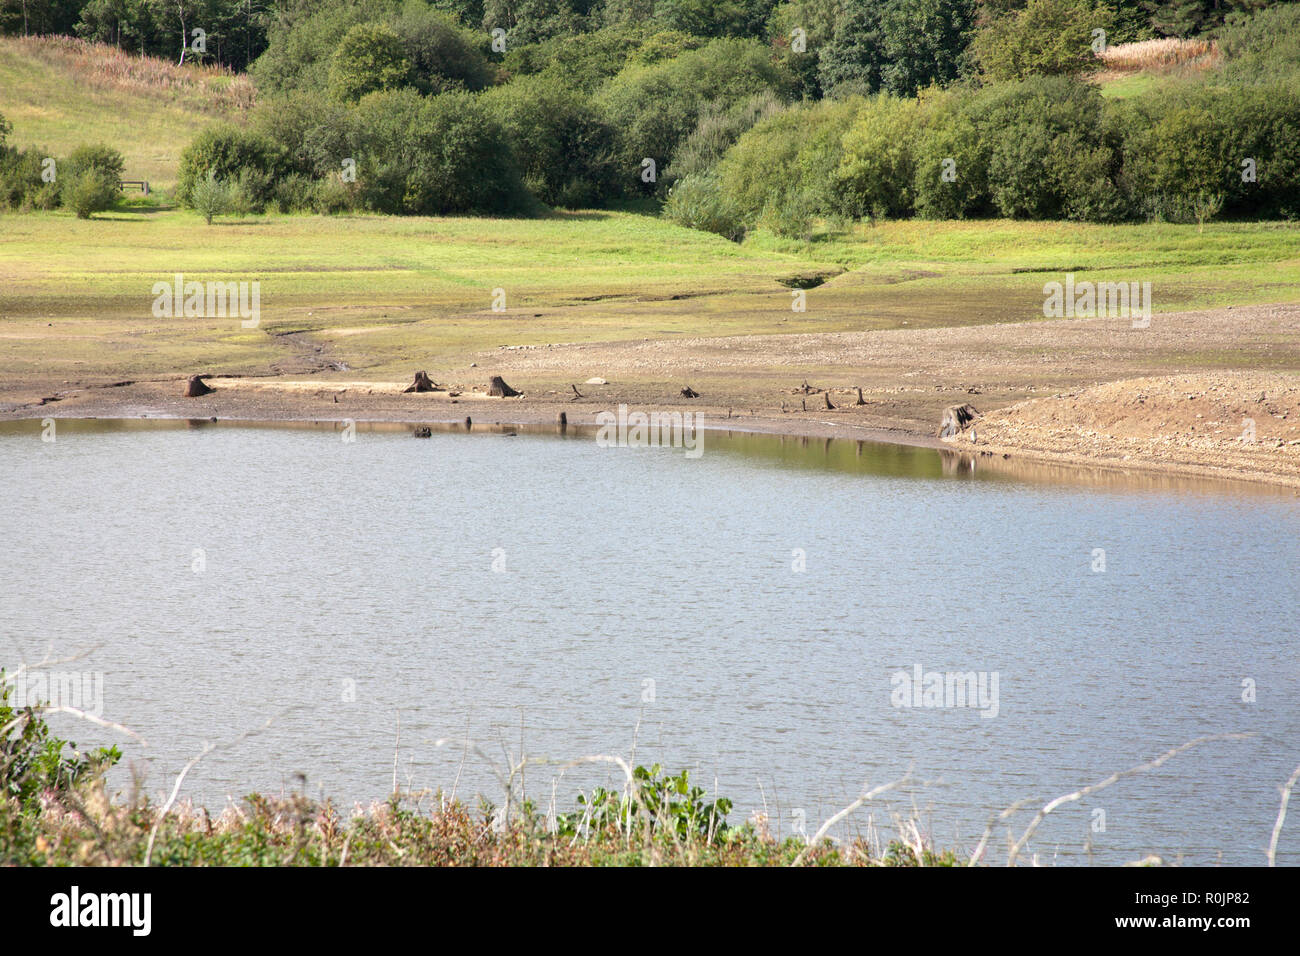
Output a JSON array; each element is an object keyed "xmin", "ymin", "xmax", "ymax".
[{"xmin": 0, "ymin": 35, "xmax": 253, "ymax": 188}]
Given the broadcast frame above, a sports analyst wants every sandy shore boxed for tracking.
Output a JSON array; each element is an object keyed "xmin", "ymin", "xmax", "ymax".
[{"xmin": 4, "ymin": 302, "xmax": 1299, "ymax": 491}]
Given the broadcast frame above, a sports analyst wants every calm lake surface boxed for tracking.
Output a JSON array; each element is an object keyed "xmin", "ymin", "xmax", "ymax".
[{"xmin": 2, "ymin": 418, "xmax": 1297, "ymax": 865}]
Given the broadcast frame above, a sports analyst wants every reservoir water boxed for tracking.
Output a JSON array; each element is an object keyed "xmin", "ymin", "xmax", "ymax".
[{"xmin": 2, "ymin": 418, "xmax": 1297, "ymax": 865}]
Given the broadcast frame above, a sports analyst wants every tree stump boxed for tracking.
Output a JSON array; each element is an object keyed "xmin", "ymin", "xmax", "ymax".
[
  {"xmin": 183, "ymin": 375, "xmax": 214, "ymax": 397},
  {"xmin": 487, "ymin": 376, "xmax": 521, "ymax": 397},
  {"xmin": 824, "ymin": 392, "xmax": 835, "ymax": 410},
  {"xmin": 680, "ymin": 386, "xmax": 699, "ymax": 398},
  {"xmin": 938, "ymin": 403, "xmax": 981, "ymax": 438},
  {"xmin": 403, "ymin": 371, "xmax": 437, "ymax": 393}
]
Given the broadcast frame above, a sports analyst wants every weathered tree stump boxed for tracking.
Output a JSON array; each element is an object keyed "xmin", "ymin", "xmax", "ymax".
[
  {"xmin": 680, "ymin": 386, "xmax": 699, "ymax": 398},
  {"xmin": 824, "ymin": 392, "xmax": 835, "ymax": 410},
  {"xmin": 487, "ymin": 376, "xmax": 521, "ymax": 397},
  {"xmin": 403, "ymin": 371, "xmax": 437, "ymax": 393},
  {"xmin": 183, "ymin": 375, "xmax": 214, "ymax": 397},
  {"xmin": 557, "ymin": 411, "xmax": 567, "ymax": 428},
  {"xmin": 855, "ymin": 387, "xmax": 866, "ymax": 405},
  {"xmin": 413, "ymin": 426, "xmax": 432, "ymax": 438},
  {"xmin": 938, "ymin": 403, "xmax": 981, "ymax": 438}
]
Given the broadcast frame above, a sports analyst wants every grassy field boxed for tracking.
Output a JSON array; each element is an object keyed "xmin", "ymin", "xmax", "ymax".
[
  {"xmin": 1, "ymin": 205, "xmax": 1298, "ymax": 386},
  {"xmin": 0, "ymin": 35, "xmax": 251, "ymax": 189}
]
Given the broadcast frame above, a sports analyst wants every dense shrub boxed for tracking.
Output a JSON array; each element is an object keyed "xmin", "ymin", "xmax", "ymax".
[
  {"xmin": 328, "ymin": 22, "xmax": 413, "ymax": 102},
  {"xmin": 1118, "ymin": 82, "xmax": 1300, "ymax": 220},
  {"xmin": 64, "ymin": 169, "xmax": 119, "ymax": 219},
  {"xmin": 667, "ymin": 91, "xmax": 783, "ymax": 183},
  {"xmin": 353, "ymin": 89, "xmax": 530, "ymax": 215},
  {"xmin": 654, "ymin": 0, "xmax": 777, "ymax": 38},
  {"xmin": 63, "ymin": 143, "xmax": 125, "ymax": 183},
  {"xmin": 481, "ymin": 75, "xmax": 621, "ymax": 207},
  {"xmin": 252, "ymin": 92, "xmax": 358, "ymax": 181},
  {"xmin": 835, "ymin": 94, "xmax": 929, "ymax": 218},
  {"xmin": 597, "ymin": 38, "xmax": 790, "ymax": 191},
  {"xmin": 503, "ymin": 23, "xmax": 650, "ymax": 90},
  {"xmin": 710, "ymin": 105, "xmax": 809, "ymax": 223},
  {"xmin": 190, "ymin": 171, "xmax": 233, "ymax": 224},
  {"xmin": 481, "ymin": 0, "xmax": 590, "ymax": 47},
  {"xmin": 970, "ymin": 0, "xmax": 1114, "ymax": 81},
  {"xmin": 911, "ymin": 88, "xmax": 991, "ymax": 219},
  {"xmin": 1217, "ymin": 4, "xmax": 1300, "ymax": 85},
  {"xmin": 711, "ymin": 97, "xmax": 860, "ymax": 225},
  {"xmin": 254, "ymin": 0, "xmax": 394, "ymax": 95},
  {"xmin": 61, "ymin": 145, "xmax": 125, "ymax": 219},
  {"xmin": 391, "ymin": 4, "xmax": 494, "ymax": 94},
  {"xmin": 977, "ymin": 76, "xmax": 1126, "ymax": 221},
  {"xmin": 0, "ymin": 145, "xmax": 49, "ymax": 210},
  {"xmin": 176, "ymin": 125, "xmax": 283, "ymax": 207},
  {"xmin": 662, "ymin": 172, "xmax": 746, "ymax": 241},
  {"xmin": 254, "ymin": 0, "xmax": 492, "ymax": 98},
  {"xmin": 766, "ymin": 0, "xmax": 840, "ymax": 99},
  {"xmin": 819, "ymin": 0, "xmax": 976, "ymax": 97}
]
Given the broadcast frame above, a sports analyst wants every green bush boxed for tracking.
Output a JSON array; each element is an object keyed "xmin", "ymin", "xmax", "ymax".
[
  {"xmin": 252, "ymin": 92, "xmax": 358, "ymax": 181},
  {"xmin": 662, "ymin": 172, "xmax": 746, "ymax": 241},
  {"xmin": 354, "ymin": 89, "xmax": 530, "ymax": 215},
  {"xmin": 971, "ymin": 0, "xmax": 1114, "ymax": 81},
  {"xmin": 504, "ymin": 24, "xmax": 650, "ymax": 91},
  {"xmin": 667, "ymin": 90, "xmax": 783, "ymax": 184},
  {"xmin": 253, "ymin": 0, "xmax": 403, "ymax": 96},
  {"xmin": 710, "ymin": 96, "xmax": 860, "ymax": 227},
  {"xmin": 911, "ymin": 88, "xmax": 991, "ymax": 219},
  {"xmin": 481, "ymin": 74, "xmax": 621, "ymax": 208},
  {"xmin": 758, "ymin": 187, "xmax": 819, "ymax": 239},
  {"xmin": 310, "ymin": 176, "xmax": 358, "ymax": 215},
  {"xmin": 1118, "ymin": 82, "xmax": 1300, "ymax": 220},
  {"xmin": 1218, "ymin": 4, "xmax": 1300, "ymax": 85},
  {"xmin": 273, "ymin": 174, "xmax": 320, "ymax": 214},
  {"xmin": 177, "ymin": 125, "xmax": 283, "ymax": 207},
  {"xmin": 63, "ymin": 167, "xmax": 120, "ymax": 219},
  {"xmin": 818, "ymin": 0, "xmax": 976, "ymax": 98},
  {"xmin": 191, "ymin": 170, "xmax": 233, "ymax": 224},
  {"xmin": 392, "ymin": 4, "xmax": 494, "ymax": 94},
  {"xmin": 0, "ymin": 148, "xmax": 47, "ymax": 210},
  {"xmin": 63, "ymin": 143, "xmax": 125, "ymax": 182},
  {"xmin": 328, "ymin": 22, "xmax": 413, "ymax": 102},
  {"xmin": 597, "ymin": 37, "xmax": 790, "ymax": 192},
  {"xmin": 835, "ymin": 93, "xmax": 928, "ymax": 218},
  {"xmin": 1, "ymin": 673, "xmax": 119, "ymax": 814},
  {"xmin": 710, "ymin": 105, "xmax": 808, "ymax": 223},
  {"xmin": 977, "ymin": 75, "xmax": 1125, "ymax": 221}
]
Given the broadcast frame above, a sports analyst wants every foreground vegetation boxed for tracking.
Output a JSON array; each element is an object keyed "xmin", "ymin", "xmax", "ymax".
[{"xmin": 1, "ymin": 676, "xmax": 953, "ymax": 866}]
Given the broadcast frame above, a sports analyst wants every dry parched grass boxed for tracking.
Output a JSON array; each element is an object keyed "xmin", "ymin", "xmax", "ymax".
[
  {"xmin": 10, "ymin": 34, "xmax": 254, "ymax": 113},
  {"xmin": 1098, "ymin": 38, "xmax": 1219, "ymax": 73}
]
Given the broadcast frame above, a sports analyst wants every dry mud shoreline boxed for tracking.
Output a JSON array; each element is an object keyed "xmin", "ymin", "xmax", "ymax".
[{"xmin": 4, "ymin": 303, "xmax": 1299, "ymax": 492}]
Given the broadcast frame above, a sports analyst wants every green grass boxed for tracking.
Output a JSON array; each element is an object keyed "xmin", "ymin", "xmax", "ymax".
[
  {"xmin": 2, "ymin": 206, "xmax": 1297, "ymax": 385},
  {"xmin": 0, "ymin": 35, "xmax": 249, "ymax": 189}
]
